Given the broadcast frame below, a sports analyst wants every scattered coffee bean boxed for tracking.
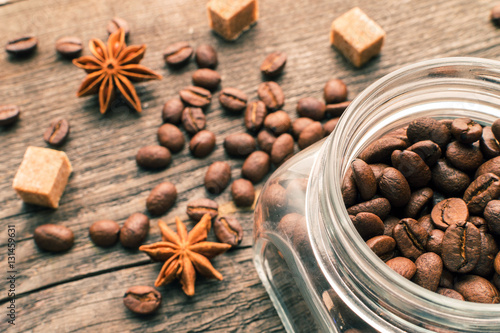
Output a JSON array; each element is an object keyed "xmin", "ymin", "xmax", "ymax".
[
  {"xmin": 442, "ymin": 221, "xmax": 481, "ymax": 273},
  {"xmin": 162, "ymin": 98, "xmax": 184, "ymax": 125},
  {"xmin": 366, "ymin": 235, "xmax": 396, "ymax": 261},
  {"xmin": 146, "ymin": 182, "xmax": 177, "ymax": 216},
  {"xmin": 437, "ymin": 288, "xmax": 464, "ymax": 301},
  {"xmin": 219, "ymin": 87, "xmax": 248, "ymax": 113},
  {"xmin": 413, "ymin": 252, "xmax": 442, "ymax": 292},
  {"xmin": 34, "ymin": 224, "xmax": 74, "ymax": 252},
  {"xmin": 136, "ymin": 145, "xmax": 171, "ymax": 170},
  {"xmin": 120, "ymin": 213, "xmax": 150, "ymax": 248},
  {"xmin": 386, "ymin": 257, "xmax": 417, "ymax": 279},
  {"xmin": 179, "ymin": 86, "xmax": 212, "ymax": 108},
  {"xmin": 231, "ymin": 179, "xmax": 255, "ymax": 207},
  {"xmin": 189, "ymin": 130, "xmax": 216, "ymax": 158},
  {"xmin": 0, "ymin": 105, "xmax": 20, "ymax": 126},
  {"xmin": 430, "ymin": 198, "xmax": 468, "ymax": 230},
  {"xmin": 213, "ymin": 216, "xmax": 243, "ymax": 247},
  {"xmin": 6, "ymin": 36, "xmax": 37, "ymax": 56},
  {"xmin": 89, "ymin": 220, "xmax": 120, "ymax": 247},
  {"xmin": 257, "ymin": 129, "xmax": 276, "ymax": 154},
  {"xmin": 123, "ymin": 286, "xmax": 162, "ymax": 315},
  {"xmin": 445, "ymin": 141, "xmax": 483, "ymax": 172},
  {"xmin": 257, "ymin": 82, "xmax": 284, "ymax": 111},
  {"xmin": 463, "ymin": 173, "xmax": 500, "ymax": 215},
  {"xmin": 379, "ymin": 167, "xmax": 411, "ymax": 207},
  {"xmin": 245, "ymin": 101, "xmax": 267, "ymax": 132},
  {"xmin": 264, "ymin": 110, "xmax": 291, "ymax": 136},
  {"xmin": 223, "ymin": 133, "xmax": 256, "ymax": 157},
  {"xmin": 406, "ymin": 140, "xmax": 441, "ymax": 166},
  {"xmin": 186, "ymin": 198, "xmax": 218, "ymax": 221},
  {"xmin": 323, "ymin": 79, "xmax": 348, "ymax": 104},
  {"xmin": 296, "ymin": 97, "xmax": 326, "ymax": 121},
  {"xmin": 347, "ymin": 197, "xmax": 391, "ymax": 220},
  {"xmin": 192, "ymin": 68, "xmax": 221, "ymax": 91},
  {"xmin": 298, "ymin": 121, "xmax": 324, "ymax": 150},
  {"xmin": 270, "ymin": 133, "xmax": 294, "ymax": 166},
  {"xmin": 406, "ymin": 117, "xmax": 451, "ymax": 148},
  {"xmin": 163, "ymin": 41, "xmax": 193, "ymax": 67},
  {"xmin": 292, "ymin": 117, "xmax": 314, "ymax": 139},
  {"xmin": 43, "ymin": 119, "xmax": 70, "ymax": 146},
  {"xmin": 454, "ymin": 275, "xmax": 500, "ymax": 303},
  {"xmin": 182, "ymin": 107, "xmax": 206, "ymax": 135},
  {"xmin": 325, "ymin": 101, "xmax": 350, "ymax": 119},
  {"xmin": 107, "ymin": 17, "xmax": 130, "ymax": 37},
  {"xmin": 157, "ymin": 123, "xmax": 185, "ymax": 153},
  {"xmin": 450, "ymin": 118, "xmax": 482, "ymax": 144},
  {"xmin": 242, "ymin": 151, "xmax": 271, "ymax": 183},
  {"xmin": 195, "ymin": 44, "xmax": 218, "ymax": 68},
  {"xmin": 350, "ymin": 159, "xmax": 376, "ymax": 201},
  {"xmin": 260, "ymin": 51, "xmax": 287, "ymax": 77},
  {"xmin": 55, "ymin": 36, "xmax": 83, "ymax": 59},
  {"xmin": 204, "ymin": 161, "xmax": 231, "ymax": 194},
  {"xmin": 323, "ymin": 118, "xmax": 339, "ymax": 136},
  {"xmin": 393, "ymin": 218, "xmax": 428, "ymax": 261},
  {"xmin": 480, "ymin": 127, "xmax": 500, "ymax": 159}
]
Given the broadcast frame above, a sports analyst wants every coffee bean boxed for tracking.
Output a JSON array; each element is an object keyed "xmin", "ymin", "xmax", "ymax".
[
  {"xmin": 471, "ymin": 232, "xmax": 498, "ymax": 277},
  {"xmin": 430, "ymin": 198, "xmax": 468, "ymax": 230},
  {"xmin": 347, "ymin": 197, "xmax": 391, "ymax": 220},
  {"xmin": 192, "ymin": 68, "xmax": 221, "ymax": 91},
  {"xmin": 426, "ymin": 229, "xmax": 444, "ymax": 255},
  {"xmin": 162, "ymin": 98, "xmax": 184, "ymax": 125},
  {"xmin": 270, "ymin": 133, "xmax": 294, "ymax": 166},
  {"xmin": 476, "ymin": 156, "xmax": 500, "ymax": 179},
  {"xmin": 34, "ymin": 224, "xmax": 74, "ymax": 252},
  {"xmin": 136, "ymin": 145, "xmax": 171, "ymax": 170},
  {"xmin": 383, "ymin": 216, "xmax": 400, "ymax": 237},
  {"xmin": 379, "ymin": 167, "xmax": 411, "ymax": 207},
  {"xmin": 195, "ymin": 44, "xmax": 218, "ymax": 68},
  {"xmin": 341, "ymin": 168, "xmax": 358, "ymax": 207},
  {"xmin": 454, "ymin": 275, "xmax": 500, "ymax": 303},
  {"xmin": 120, "ymin": 213, "xmax": 150, "ymax": 248},
  {"xmin": 493, "ymin": 273, "xmax": 500, "ymax": 290},
  {"xmin": 404, "ymin": 187, "xmax": 433, "ymax": 218},
  {"xmin": 437, "ymin": 288, "xmax": 465, "ymax": 301},
  {"xmin": 146, "ymin": 182, "xmax": 177, "ymax": 216},
  {"xmin": 296, "ymin": 97, "xmax": 326, "ymax": 121},
  {"xmin": 256, "ymin": 129, "xmax": 276, "ymax": 154},
  {"xmin": 370, "ymin": 163, "xmax": 389, "ymax": 184},
  {"xmin": 406, "ymin": 117, "xmax": 451, "ymax": 148},
  {"xmin": 242, "ymin": 151, "xmax": 271, "ymax": 183},
  {"xmin": 257, "ymin": 82, "xmax": 284, "ymax": 111},
  {"xmin": 412, "ymin": 252, "xmax": 442, "ymax": 292},
  {"xmin": 484, "ymin": 200, "xmax": 500, "ymax": 235},
  {"xmin": 492, "ymin": 5, "xmax": 500, "ymax": 26},
  {"xmin": 324, "ymin": 101, "xmax": 350, "ymax": 119},
  {"xmin": 323, "ymin": 118, "xmax": 339, "ymax": 136},
  {"xmin": 366, "ymin": 235, "xmax": 396, "ymax": 261},
  {"xmin": 186, "ymin": 198, "xmax": 218, "ymax": 221},
  {"xmin": 244, "ymin": 100, "xmax": 267, "ymax": 133},
  {"xmin": 277, "ymin": 213, "xmax": 304, "ymax": 240},
  {"xmin": 417, "ymin": 214, "xmax": 435, "ymax": 234},
  {"xmin": 298, "ymin": 121, "xmax": 324, "ymax": 150},
  {"xmin": 157, "ymin": 123, "xmax": 185, "ymax": 153},
  {"xmin": 386, "ymin": 257, "xmax": 417, "ymax": 279},
  {"xmin": 230, "ymin": 179, "xmax": 255, "ymax": 207},
  {"xmin": 469, "ymin": 216, "xmax": 489, "ymax": 233},
  {"xmin": 451, "ymin": 118, "xmax": 482, "ymax": 144},
  {"xmin": 323, "ymin": 79, "xmax": 348, "ymax": 104},
  {"xmin": 495, "ymin": 252, "xmax": 500, "ymax": 275},
  {"xmin": 182, "ymin": 107, "xmax": 206, "ymax": 135},
  {"xmin": 431, "ymin": 159, "xmax": 470, "ymax": 196},
  {"xmin": 205, "ymin": 161, "xmax": 231, "ymax": 194},
  {"xmin": 107, "ymin": 17, "xmax": 130, "ymax": 37},
  {"xmin": 224, "ymin": 133, "xmax": 256, "ymax": 157},
  {"xmin": 442, "ymin": 221, "xmax": 481, "ymax": 273},
  {"xmin": 213, "ymin": 216, "xmax": 243, "ymax": 247},
  {"xmin": 480, "ymin": 126, "xmax": 500, "ymax": 159},
  {"xmin": 446, "ymin": 141, "xmax": 483, "ymax": 172},
  {"xmin": 163, "ymin": 41, "xmax": 193, "ymax": 66},
  {"xmin": 391, "ymin": 150, "xmax": 431, "ymax": 188},
  {"xmin": 6, "ymin": 36, "xmax": 37, "ymax": 56},
  {"xmin": 359, "ymin": 137, "xmax": 408, "ymax": 164},
  {"xmin": 463, "ymin": 173, "xmax": 500, "ymax": 215},
  {"xmin": 89, "ymin": 220, "xmax": 120, "ymax": 247},
  {"xmin": 350, "ymin": 159, "xmax": 376, "ymax": 201},
  {"xmin": 406, "ymin": 140, "xmax": 441, "ymax": 166},
  {"xmin": 55, "ymin": 36, "xmax": 83, "ymax": 59},
  {"xmin": 43, "ymin": 119, "xmax": 70, "ymax": 146},
  {"xmin": 439, "ymin": 268, "xmax": 454, "ymax": 289},
  {"xmin": 219, "ymin": 87, "xmax": 248, "ymax": 113},
  {"xmin": 393, "ymin": 218, "xmax": 429, "ymax": 260},
  {"xmin": 0, "ymin": 105, "xmax": 20, "ymax": 126},
  {"xmin": 352, "ymin": 212, "xmax": 384, "ymax": 240},
  {"xmin": 123, "ymin": 286, "xmax": 162, "ymax": 315},
  {"xmin": 264, "ymin": 110, "xmax": 291, "ymax": 136},
  {"xmin": 189, "ymin": 130, "xmax": 216, "ymax": 158},
  {"xmin": 260, "ymin": 51, "xmax": 287, "ymax": 77},
  {"xmin": 263, "ymin": 183, "xmax": 287, "ymax": 218},
  {"xmin": 179, "ymin": 86, "xmax": 212, "ymax": 108},
  {"xmin": 292, "ymin": 117, "xmax": 314, "ymax": 139},
  {"xmin": 492, "ymin": 119, "xmax": 500, "ymax": 142}
]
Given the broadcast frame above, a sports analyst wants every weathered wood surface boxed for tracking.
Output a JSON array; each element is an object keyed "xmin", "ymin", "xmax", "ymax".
[{"xmin": 1, "ymin": 0, "xmax": 500, "ymax": 331}]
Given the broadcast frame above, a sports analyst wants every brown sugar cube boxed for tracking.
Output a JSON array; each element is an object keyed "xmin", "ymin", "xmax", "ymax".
[
  {"xmin": 330, "ymin": 7, "xmax": 385, "ymax": 67},
  {"xmin": 13, "ymin": 146, "xmax": 73, "ymax": 208},
  {"xmin": 207, "ymin": 0, "xmax": 258, "ymax": 41}
]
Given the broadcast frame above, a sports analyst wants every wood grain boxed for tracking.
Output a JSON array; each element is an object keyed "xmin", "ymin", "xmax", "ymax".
[{"xmin": 2, "ymin": 0, "xmax": 500, "ymax": 331}]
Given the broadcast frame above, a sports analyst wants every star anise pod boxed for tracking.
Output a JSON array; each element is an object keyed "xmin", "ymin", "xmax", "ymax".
[
  {"xmin": 139, "ymin": 214, "xmax": 231, "ymax": 296},
  {"xmin": 73, "ymin": 28, "xmax": 162, "ymax": 114}
]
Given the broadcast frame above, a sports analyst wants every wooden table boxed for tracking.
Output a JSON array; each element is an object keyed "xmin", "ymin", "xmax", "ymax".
[{"xmin": 1, "ymin": 0, "xmax": 500, "ymax": 331}]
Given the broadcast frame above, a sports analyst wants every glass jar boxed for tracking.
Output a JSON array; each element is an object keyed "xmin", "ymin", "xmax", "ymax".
[{"xmin": 253, "ymin": 57, "xmax": 500, "ymax": 333}]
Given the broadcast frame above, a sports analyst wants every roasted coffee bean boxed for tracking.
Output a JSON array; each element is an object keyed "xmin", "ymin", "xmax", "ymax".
[
  {"xmin": 323, "ymin": 79, "xmax": 348, "ymax": 104},
  {"xmin": 413, "ymin": 252, "xmax": 442, "ymax": 292},
  {"xmin": 431, "ymin": 198, "xmax": 468, "ymax": 230},
  {"xmin": 277, "ymin": 213, "xmax": 305, "ymax": 243},
  {"xmin": 146, "ymin": 182, "xmax": 177, "ymax": 216},
  {"xmin": 34, "ymin": 224, "xmax": 74, "ymax": 252},
  {"xmin": 495, "ymin": 252, "xmax": 500, "ymax": 275},
  {"xmin": 352, "ymin": 212, "xmax": 384, "ymax": 240},
  {"xmin": 264, "ymin": 110, "xmax": 291, "ymax": 136},
  {"xmin": 386, "ymin": 127, "xmax": 410, "ymax": 143},
  {"xmin": 383, "ymin": 216, "xmax": 400, "ymax": 237},
  {"xmin": 260, "ymin": 51, "xmax": 287, "ymax": 77},
  {"xmin": 350, "ymin": 159, "xmax": 376, "ymax": 201},
  {"xmin": 426, "ymin": 229, "xmax": 444, "ymax": 255},
  {"xmin": 231, "ymin": 179, "xmax": 255, "ymax": 207},
  {"xmin": 493, "ymin": 273, "xmax": 500, "ymax": 290},
  {"xmin": 391, "ymin": 150, "xmax": 431, "ymax": 188},
  {"xmin": 163, "ymin": 41, "xmax": 193, "ymax": 66},
  {"xmin": 379, "ymin": 167, "xmax": 411, "ymax": 207},
  {"xmin": 136, "ymin": 145, "xmax": 171, "ymax": 170},
  {"xmin": 189, "ymin": 130, "xmax": 216, "ymax": 158},
  {"xmin": 257, "ymin": 129, "xmax": 276, "ymax": 154},
  {"xmin": 366, "ymin": 235, "xmax": 396, "ymax": 261},
  {"xmin": 187, "ymin": 198, "xmax": 218, "ymax": 221},
  {"xmin": 404, "ymin": 187, "xmax": 433, "ymax": 218},
  {"xmin": 270, "ymin": 133, "xmax": 294, "ymax": 166},
  {"xmin": 192, "ymin": 68, "xmax": 221, "ymax": 91},
  {"xmin": 6, "ymin": 36, "xmax": 37, "ymax": 56},
  {"xmin": 55, "ymin": 36, "xmax": 83, "ymax": 59},
  {"xmin": 323, "ymin": 118, "xmax": 339, "ymax": 136},
  {"xmin": 219, "ymin": 87, "xmax": 247, "ymax": 113},
  {"xmin": 480, "ymin": 126, "xmax": 500, "ymax": 159},
  {"xmin": 0, "ymin": 105, "xmax": 20, "ymax": 126},
  {"xmin": 484, "ymin": 200, "xmax": 500, "ymax": 235},
  {"xmin": 296, "ymin": 97, "xmax": 326, "ymax": 121},
  {"xmin": 242, "ymin": 151, "xmax": 271, "ymax": 183},
  {"xmin": 107, "ymin": 17, "xmax": 130, "ymax": 37},
  {"xmin": 292, "ymin": 117, "xmax": 314, "ymax": 139},
  {"xmin": 123, "ymin": 286, "xmax": 162, "ymax": 315},
  {"xmin": 359, "ymin": 137, "xmax": 408, "ymax": 164},
  {"xmin": 347, "ymin": 197, "xmax": 391, "ymax": 220},
  {"xmin": 492, "ymin": 118, "xmax": 500, "ymax": 142},
  {"xmin": 157, "ymin": 123, "xmax": 185, "ymax": 153},
  {"xmin": 204, "ymin": 161, "xmax": 231, "ymax": 194},
  {"xmin": 43, "ymin": 119, "xmax": 70, "ymax": 146},
  {"xmin": 446, "ymin": 141, "xmax": 483, "ymax": 172},
  {"xmin": 369, "ymin": 163, "xmax": 388, "ymax": 184},
  {"xmin": 439, "ymin": 118, "xmax": 453, "ymax": 130},
  {"xmin": 213, "ymin": 216, "xmax": 243, "ymax": 247},
  {"xmin": 475, "ymin": 156, "xmax": 500, "ymax": 179},
  {"xmin": 263, "ymin": 183, "xmax": 287, "ymax": 217},
  {"xmin": 342, "ymin": 168, "xmax": 358, "ymax": 207},
  {"xmin": 245, "ymin": 100, "xmax": 267, "ymax": 132},
  {"xmin": 257, "ymin": 82, "xmax": 284, "ymax": 111},
  {"xmin": 89, "ymin": 220, "xmax": 120, "ymax": 247},
  {"xmin": 463, "ymin": 173, "xmax": 500, "ymax": 215},
  {"xmin": 120, "ymin": 213, "xmax": 150, "ymax": 248},
  {"xmin": 431, "ymin": 159, "xmax": 470, "ymax": 196},
  {"xmin": 298, "ymin": 121, "xmax": 324, "ymax": 150},
  {"xmin": 393, "ymin": 218, "xmax": 429, "ymax": 261},
  {"xmin": 437, "ymin": 288, "xmax": 465, "ymax": 301},
  {"xmin": 179, "ymin": 86, "xmax": 212, "ymax": 108},
  {"xmin": 325, "ymin": 101, "xmax": 350, "ymax": 119},
  {"xmin": 471, "ymin": 232, "xmax": 498, "ymax": 277},
  {"xmin": 454, "ymin": 275, "xmax": 500, "ymax": 303},
  {"xmin": 195, "ymin": 44, "xmax": 218, "ymax": 68},
  {"xmin": 440, "ymin": 268, "xmax": 454, "ymax": 288},
  {"xmin": 469, "ymin": 216, "xmax": 489, "ymax": 233},
  {"xmin": 386, "ymin": 257, "xmax": 417, "ymax": 279},
  {"xmin": 224, "ymin": 133, "xmax": 256, "ymax": 157},
  {"xmin": 162, "ymin": 98, "xmax": 184, "ymax": 125},
  {"xmin": 406, "ymin": 117, "xmax": 451, "ymax": 148},
  {"xmin": 442, "ymin": 221, "xmax": 481, "ymax": 273},
  {"xmin": 417, "ymin": 214, "xmax": 435, "ymax": 234},
  {"xmin": 182, "ymin": 107, "xmax": 206, "ymax": 135},
  {"xmin": 451, "ymin": 118, "xmax": 482, "ymax": 144},
  {"xmin": 406, "ymin": 140, "xmax": 441, "ymax": 166}
]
